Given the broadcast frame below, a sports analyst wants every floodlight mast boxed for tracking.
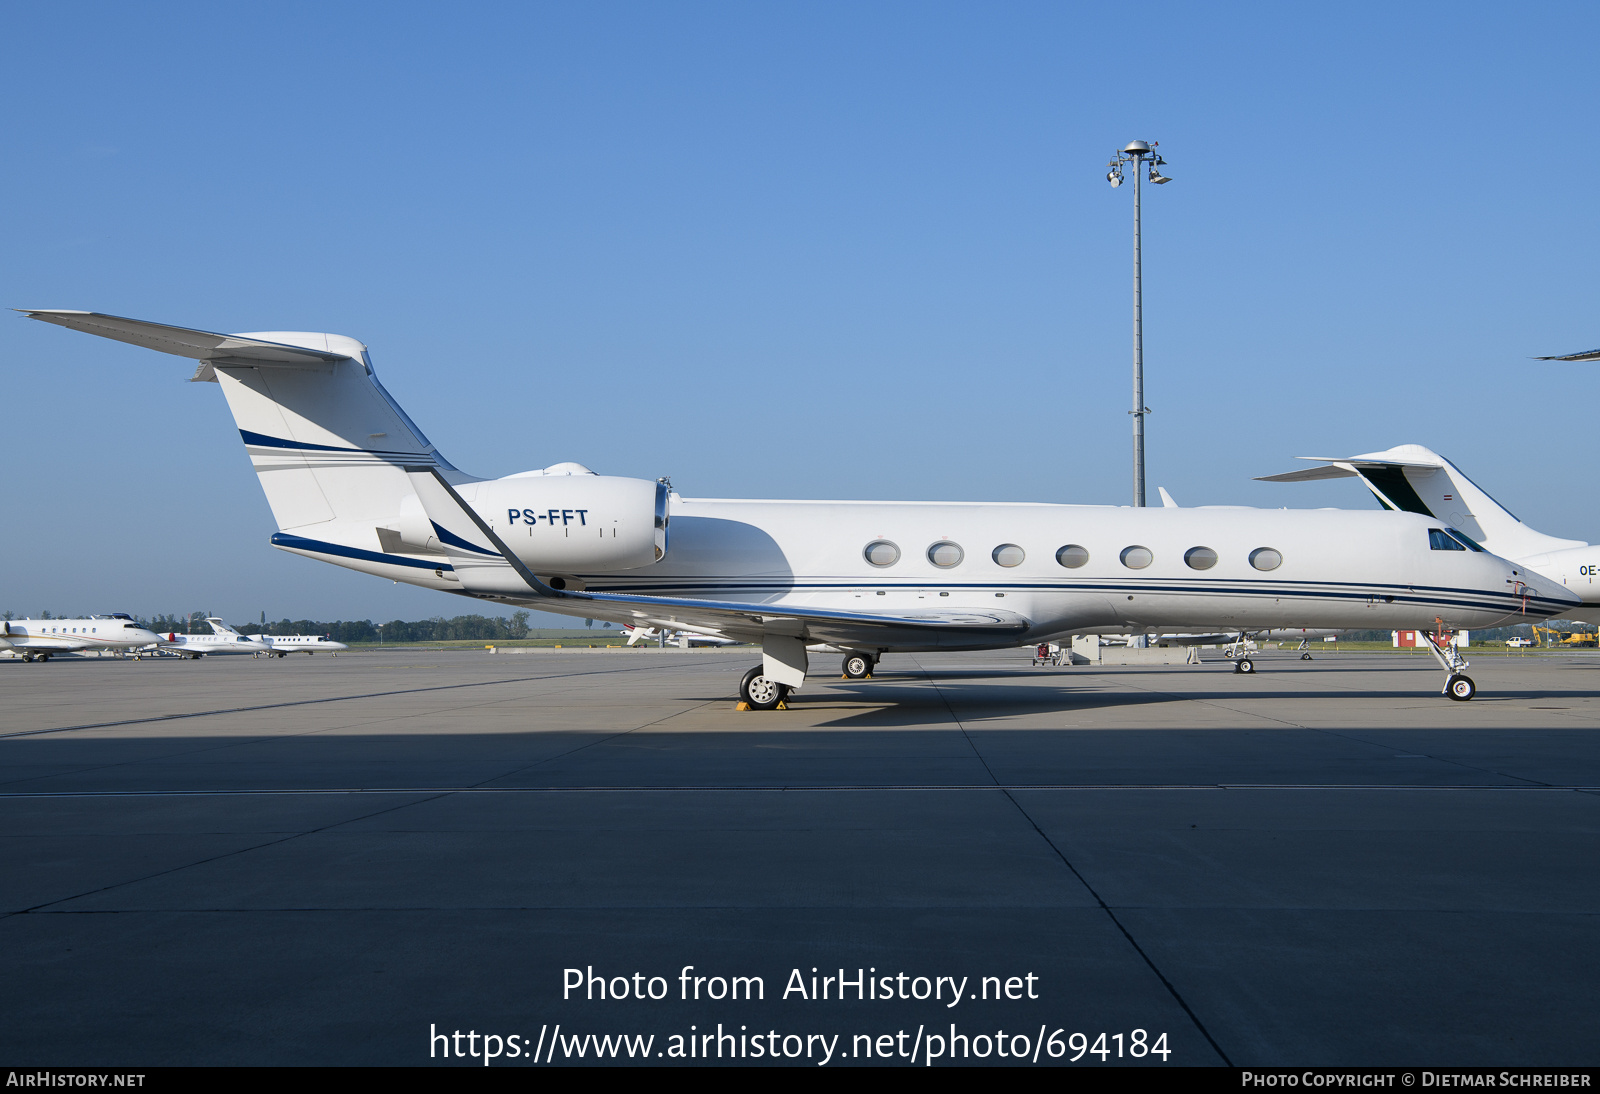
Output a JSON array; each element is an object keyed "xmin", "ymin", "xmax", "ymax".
[{"xmin": 1106, "ymin": 140, "xmax": 1172, "ymax": 508}]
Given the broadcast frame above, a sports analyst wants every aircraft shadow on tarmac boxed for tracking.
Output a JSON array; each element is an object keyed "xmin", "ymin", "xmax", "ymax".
[{"xmin": 675, "ymin": 671, "xmax": 1600, "ymax": 727}]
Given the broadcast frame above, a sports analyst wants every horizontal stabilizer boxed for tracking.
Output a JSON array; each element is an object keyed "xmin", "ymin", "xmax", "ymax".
[
  {"xmin": 1254, "ymin": 464, "xmax": 1360, "ymax": 483},
  {"xmin": 18, "ymin": 310, "xmax": 350, "ymax": 369},
  {"xmin": 1534, "ymin": 348, "xmax": 1600, "ymax": 361}
]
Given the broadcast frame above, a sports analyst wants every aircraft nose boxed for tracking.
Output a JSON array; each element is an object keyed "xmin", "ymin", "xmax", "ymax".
[{"xmin": 1509, "ymin": 567, "xmax": 1581, "ymax": 613}]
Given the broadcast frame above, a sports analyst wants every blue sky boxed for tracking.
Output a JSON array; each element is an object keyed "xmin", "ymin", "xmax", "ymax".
[{"xmin": 4, "ymin": 1, "xmax": 1597, "ymax": 623}]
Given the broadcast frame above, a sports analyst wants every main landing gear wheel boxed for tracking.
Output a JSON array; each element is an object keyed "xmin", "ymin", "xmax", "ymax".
[
  {"xmin": 1300, "ymin": 653, "xmax": 1313, "ymax": 661},
  {"xmin": 1234, "ymin": 658, "xmax": 1255, "ymax": 675},
  {"xmin": 842, "ymin": 653, "xmax": 874, "ymax": 680},
  {"xmin": 740, "ymin": 666, "xmax": 789, "ymax": 711},
  {"xmin": 21, "ymin": 653, "xmax": 34, "ymax": 663},
  {"xmin": 1445, "ymin": 674, "xmax": 1476, "ymax": 701}
]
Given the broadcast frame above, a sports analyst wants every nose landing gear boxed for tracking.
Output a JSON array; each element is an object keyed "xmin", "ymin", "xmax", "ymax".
[
  {"xmin": 1425, "ymin": 623, "xmax": 1475, "ymax": 701},
  {"xmin": 1233, "ymin": 657, "xmax": 1255, "ymax": 675}
]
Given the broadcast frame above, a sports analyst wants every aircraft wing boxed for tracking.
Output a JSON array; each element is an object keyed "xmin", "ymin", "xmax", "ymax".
[
  {"xmin": 18, "ymin": 310, "xmax": 349, "ymax": 381},
  {"xmin": 404, "ymin": 468, "xmax": 1031, "ymax": 646},
  {"xmin": 1534, "ymin": 348, "xmax": 1600, "ymax": 361}
]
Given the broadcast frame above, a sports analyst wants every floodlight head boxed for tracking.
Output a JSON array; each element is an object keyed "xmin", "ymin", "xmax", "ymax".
[
  {"xmin": 1122, "ymin": 140, "xmax": 1152, "ymax": 156},
  {"xmin": 1149, "ymin": 166, "xmax": 1172, "ymax": 184},
  {"xmin": 1108, "ymin": 170, "xmax": 1123, "ymax": 188}
]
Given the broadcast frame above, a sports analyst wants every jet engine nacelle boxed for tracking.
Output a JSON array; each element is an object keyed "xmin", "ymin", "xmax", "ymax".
[{"xmin": 395, "ymin": 474, "xmax": 668, "ymax": 572}]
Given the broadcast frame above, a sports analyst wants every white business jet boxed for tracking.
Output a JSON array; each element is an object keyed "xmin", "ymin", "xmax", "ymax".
[
  {"xmin": 1259, "ymin": 443, "xmax": 1600, "ymax": 626},
  {"xmin": 22, "ymin": 311, "xmax": 1578, "ymax": 705},
  {"xmin": 624, "ymin": 624, "xmax": 738, "ymax": 648},
  {"xmin": 161, "ymin": 617, "xmax": 271, "ymax": 658},
  {"xmin": 257, "ymin": 632, "xmax": 348, "ymax": 656},
  {"xmin": 1, "ymin": 614, "xmax": 165, "ymax": 661}
]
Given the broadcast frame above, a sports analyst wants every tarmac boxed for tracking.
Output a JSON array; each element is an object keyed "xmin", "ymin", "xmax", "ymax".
[{"xmin": 2, "ymin": 647, "xmax": 1597, "ymax": 1067}]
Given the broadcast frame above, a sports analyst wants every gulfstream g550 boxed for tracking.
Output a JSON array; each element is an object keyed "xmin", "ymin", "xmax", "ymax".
[{"xmin": 23, "ymin": 311, "xmax": 1577, "ymax": 704}]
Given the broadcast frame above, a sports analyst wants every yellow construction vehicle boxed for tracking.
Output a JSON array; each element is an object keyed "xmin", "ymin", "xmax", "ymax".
[{"xmin": 1533, "ymin": 625, "xmax": 1599, "ymax": 648}]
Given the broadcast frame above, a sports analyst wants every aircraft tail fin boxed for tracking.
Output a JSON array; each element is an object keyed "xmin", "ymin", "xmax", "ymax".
[
  {"xmin": 22, "ymin": 311, "xmax": 469, "ymax": 567},
  {"xmin": 1257, "ymin": 443, "xmax": 1584, "ymax": 560}
]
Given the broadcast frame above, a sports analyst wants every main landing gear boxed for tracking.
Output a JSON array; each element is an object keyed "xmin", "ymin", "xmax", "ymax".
[
  {"xmin": 1233, "ymin": 657, "xmax": 1255, "ymax": 675},
  {"xmin": 842, "ymin": 653, "xmax": 875, "ymax": 680},
  {"xmin": 739, "ymin": 666, "xmax": 790, "ymax": 711},
  {"xmin": 1297, "ymin": 638, "xmax": 1313, "ymax": 661},
  {"xmin": 738, "ymin": 636, "xmax": 808, "ymax": 711},
  {"xmin": 1423, "ymin": 625, "xmax": 1475, "ymax": 701}
]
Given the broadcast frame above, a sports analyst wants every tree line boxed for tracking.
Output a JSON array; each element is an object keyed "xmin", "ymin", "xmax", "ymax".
[{"xmin": 234, "ymin": 612, "xmax": 536, "ymax": 643}]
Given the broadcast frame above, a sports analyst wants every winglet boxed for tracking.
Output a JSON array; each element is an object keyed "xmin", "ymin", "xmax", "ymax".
[{"xmin": 1157, "ymin": 487, "xmax": 1179, "ymax": 508}]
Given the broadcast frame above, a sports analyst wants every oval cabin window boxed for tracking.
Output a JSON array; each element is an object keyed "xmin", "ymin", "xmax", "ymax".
[
  {"xmin": 1056, "ymin": 545, "xmax": 1090, "ymax": 568},
  {"xmin": 992, "ymin": 544, "xmax": 1025, "ymax": 567},
  {"xmin": 1184, "ymin": 547, "xmax": 1219, "ymax": 570},
  {"xmin": 1120, "ymin": 546, "xmax": 1153, "ymax": 570},
  {"xmin": 1250, "ymin": 547, "xmax": 1283, "ymax": 571},
  {"xmin": 863, "ymin": 540, "xmax": 901, "ymax": 567},
  {"xmin": 928, "ymin": 541, "xmax": 965, "ymax": 568}
]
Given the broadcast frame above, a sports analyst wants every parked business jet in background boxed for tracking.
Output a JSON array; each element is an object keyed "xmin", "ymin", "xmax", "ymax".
[
  {"xmin": 24, "ymin": 310, "xmax": 1579, "ymax": 705},
  {"xmin": 256, "ymin": 632, "xmax": 348, "ymax": 656},
  {"xmin": 1259, "ymin": 444, "xmax": 1600, "ymax": 625},
  {"xmin": 624, "ymin": 624, "xmax": 739, "ymax": 648},
  {"xmin": 161, "ymin": 618, "xmax": 271, "ymax": 658},
  {"xmin": 1, "ymin": 615, "xmax": 165, "ymax": 661}
]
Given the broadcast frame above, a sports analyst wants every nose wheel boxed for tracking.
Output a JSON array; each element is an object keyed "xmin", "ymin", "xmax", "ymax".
[
  {"xmin": 1233, "ymin": 657, "xmax": 1255, "ymax": 674},
  {"xmin": 739, "ymin": 665, "xmax": 790, "ymax": 711},
  {"xmin": 1445, "ymin": 673, "xmax": 1476, "ymax": 701}
]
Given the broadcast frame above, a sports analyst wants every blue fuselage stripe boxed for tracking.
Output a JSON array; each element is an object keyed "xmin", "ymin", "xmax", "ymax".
[
  {"xmin": 265, "ymin": 536, "xmax": 1561, "ymax": 617},
  {"xmin": 270, "ymin": 533, "xmax": 452, "ymax": 571}
]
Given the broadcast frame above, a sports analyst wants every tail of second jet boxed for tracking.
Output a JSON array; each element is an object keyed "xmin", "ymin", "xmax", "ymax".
[{"xmin": 1256, "ymin": 443, "xmax": 1583, "ymax": 560}]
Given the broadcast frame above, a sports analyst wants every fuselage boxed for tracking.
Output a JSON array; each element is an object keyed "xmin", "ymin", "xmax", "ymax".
[{"xmin": 293, "ymin": 497, "xmax": 1570, "ymax": 650}]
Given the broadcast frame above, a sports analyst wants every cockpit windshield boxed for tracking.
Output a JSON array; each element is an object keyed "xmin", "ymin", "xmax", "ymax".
[
  {"xmin": 1428, "ymin": 528, "xmax": 1467, "ymax": 551},
  {"xmin": 1444, "ymin": 528, "xmax": 1486, "ymax": 552}
]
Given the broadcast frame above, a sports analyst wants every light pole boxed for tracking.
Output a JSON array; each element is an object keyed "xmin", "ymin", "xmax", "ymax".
[{"xmin": 1106, "ymin": 140, "xmax": 1172, "ymax": 507}]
